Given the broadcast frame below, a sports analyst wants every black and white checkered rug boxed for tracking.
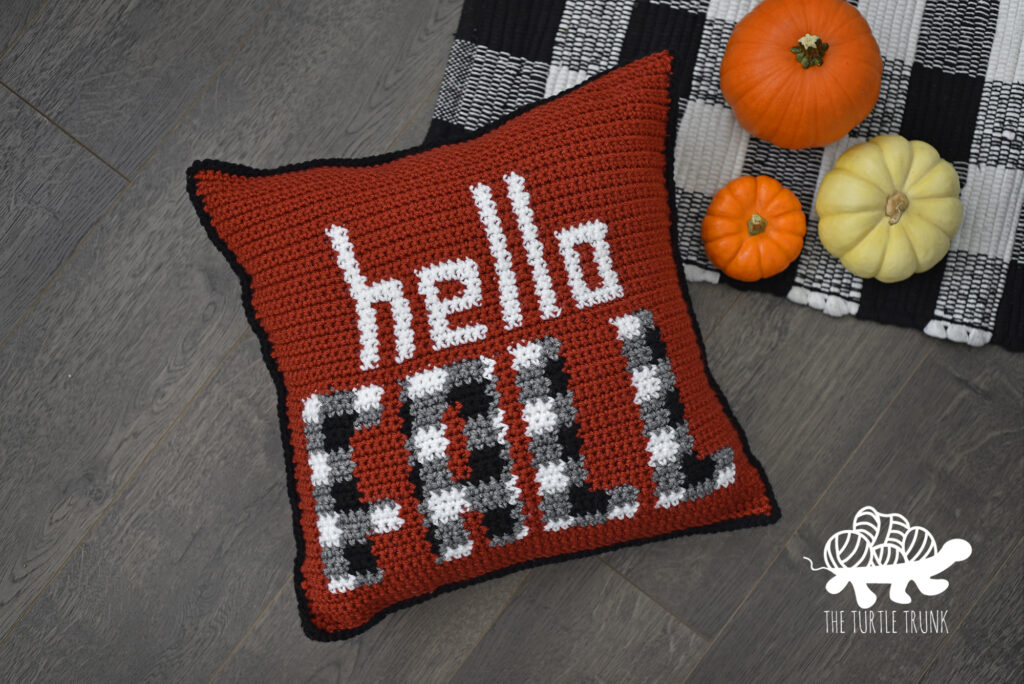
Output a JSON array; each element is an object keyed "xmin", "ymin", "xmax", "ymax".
[{"xmin": 425, "ymin": 0, "xmax": 1023, "ymax": 350}]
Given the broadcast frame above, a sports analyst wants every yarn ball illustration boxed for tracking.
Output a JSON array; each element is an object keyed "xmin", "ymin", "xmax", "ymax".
[
  {"xmin": 871, "ymin": 541, "xmax": 908, "ymax": 566},
  {"xmin": 853, "ymin": 506, "xmax": 910, "ymax": 548},
  {"xmin": 879, "ymin": 512, "xmax": 910, "ymax": 547},
  {"xmin": 852, "ymin": 505, "xmax": 882, "ymax": 541},
  {"xmin": 820, "ymin": 507, "xmax": 941, "ymax": 569},
  {"xmin": 904, "ymin": 526, "xmax": 938, "ymax": 561},
  {"xmin": 824, "ymin": 529, "xmax": 874, "ymax": 568}
]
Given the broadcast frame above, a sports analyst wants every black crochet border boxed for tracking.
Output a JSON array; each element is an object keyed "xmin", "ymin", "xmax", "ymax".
[{"xmin": 186, "ymin": 51, "xmax": 780, "ymax": 643}]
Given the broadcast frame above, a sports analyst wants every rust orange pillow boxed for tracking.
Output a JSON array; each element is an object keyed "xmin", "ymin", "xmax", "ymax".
[{"xmin": 187, "ymin": 52, "xmax": 777, "ymax": 640}]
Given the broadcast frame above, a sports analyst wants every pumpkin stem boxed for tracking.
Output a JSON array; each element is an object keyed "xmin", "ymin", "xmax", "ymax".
[
  {"xmin": 885, "ymin": 192, "xmax": 910, "ymax": 224},
  {"xmin": 747, "ymin": 213, "xmax": 767, "ymax": 235},
  {"xmin": 791, "ymin": 33, "xmax": 829, "ymax": 68}
]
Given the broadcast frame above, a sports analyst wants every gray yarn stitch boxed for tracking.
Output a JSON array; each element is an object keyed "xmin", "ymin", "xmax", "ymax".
[
  {"xmin": 612, "ymin": 310, "xmax": 735, "ymax": 506},
  {"xmin": 303, "ymin": 386, "xmax": 403, "ymax": 593},
  {"xmin": 512, "ymin": 336, "xmax": 639, "ymax": 529},
  {"xmin": 400, "ymin": 358, "xmax": 527, "ymax": 563}
]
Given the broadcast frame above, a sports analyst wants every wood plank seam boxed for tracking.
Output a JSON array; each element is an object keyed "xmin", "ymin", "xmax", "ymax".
[
  {"xmin": 0, "ymin": 0, "xmax": 280, "ymax": 353},
  {"xmin": 704, "ymin": 292, "xmax": 742, "ymax": 336},
  {"xmin": 443, "ymin": 571, "xmax": 535, "ymax": 684},
  {"xmin": 681, "ymin": 346, "xmax": 935, "ymax": 682},
  {"xmin": 208, "ymin": 573, "xmax": 293, "ymax": 684},
  {"xmin": 598, "ymin": 557, "xmax": 712, "ymax": 641},
  {"xmin": 0, "ymin": 81, "xmax": 128, "ymax": 180},
  {"xmin": 913, "ymin": 533, "xmax": 1024, "ymax": 683}
]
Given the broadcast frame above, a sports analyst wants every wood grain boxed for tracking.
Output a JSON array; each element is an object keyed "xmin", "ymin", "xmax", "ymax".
[
  {"xmin": 602, "ymin": 293, "xmax": 931, "ymax": 636},
  {"xmin": 0, "ymin": 336, "xmax": 295, "ymax": 681},
  {"xmin": 920, "ymin": 537, "xmax": 1024, "ymax": 683},
  {"xmin": 0, "ymin": 0, "xmax": 41, "ymax": 58},
  {"xmin": 216, "ymin": 568, "xmax": 525, "ymax": 684},
  {"xmin": 0, "ymin": 0, "xmax": 461, "ymax": 645},
  {"xmin": 0, "ymin": 0, "xmax": 270, "ymax": 175},
  {"xmin": 450, "ymin": 558, "xmax": 707, "ymax": 684},
  {"xmin": 686, "ymin": 341, "xmax": 1024, "ymax": 682},
  {"xmin": 0, "ymin": 86, "xmax": 125, "ymax": 336}
]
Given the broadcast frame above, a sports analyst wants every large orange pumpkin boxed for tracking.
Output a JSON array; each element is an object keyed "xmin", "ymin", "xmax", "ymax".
[
  {"xmin": 720, "ymin": 0, "xmax": 882, "ymax": 149},
  {"xmin": 701, "ymin": 175, "xmax": 806, "ymax": 281}
]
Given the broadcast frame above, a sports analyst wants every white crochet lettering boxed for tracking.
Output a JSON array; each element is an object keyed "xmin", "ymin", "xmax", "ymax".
[
  {"xmin": 416, "ymin": 258, "xmax": 488, "ymax": 350},
  {"xmin": 504, "ymin": 172, "xmax": 561, "ymax": 320},
  {"xmin": 556, "ymin": 220, "xmax": 624, "ymax": 309},
  {"xmin": 471, "ymin": 182, "xmax": 523, "ymax": 330},
  {"xmin": 328, "ymin": 174, "xmax": 630, "ymax": 369},
  {"xmin": 327, "ymin": 225, "xmax": 415, "ymax": 370}
]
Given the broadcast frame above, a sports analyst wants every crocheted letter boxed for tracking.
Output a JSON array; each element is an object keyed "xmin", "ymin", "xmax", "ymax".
[
  {"xmin": 327, "ymin": 225, "xmax": 415, "ymax": 370},
  {"xmin": 302, "ymin": 387, "xmax": 404, "ymax": 593},
  {"xmin": 511, "ymin": 337, "xmax": 639, "ymax": 531},
  {"xmin": 416, "ymin": 258, "xmax": 489, "ymax": 350},
  {"xmin": 610, "ymin": 310, "xmax": 736, "ymax": 508},
  {"xmin": 400, "ymin": 358, "xmax": 528, "ymax": 563},
  {"xmin": 556, "ymin": 221, "xmax": 624, "ymax": 309}
]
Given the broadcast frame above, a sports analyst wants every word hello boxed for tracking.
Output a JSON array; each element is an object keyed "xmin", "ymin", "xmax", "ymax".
[
  {"xmin": 327, "ymin": 171, "xmax": 625, "ymax": 370},
  {"xmin": 822, "ymin": 609, "xmax": 950, "ymax": 635}
]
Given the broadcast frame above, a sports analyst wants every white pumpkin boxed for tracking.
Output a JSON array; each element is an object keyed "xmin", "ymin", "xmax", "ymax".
[{"xmin": 816, "ymin": 135, "xmax": 963, "ymax": 283}]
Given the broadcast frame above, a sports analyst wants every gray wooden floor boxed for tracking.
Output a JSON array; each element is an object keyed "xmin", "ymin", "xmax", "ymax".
[{"xmin": 1, "ymin": 2, "xmax": 1021, "ymax": 682}]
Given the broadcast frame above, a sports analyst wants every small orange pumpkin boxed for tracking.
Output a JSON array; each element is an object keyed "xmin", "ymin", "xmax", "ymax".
[
  {"xmin": 720, "ymin": 0, "xmax": 882, "ymax": 149},
  {"xmin": 701, "ymin": 175, "xmax": 806, "ymax": 281}
]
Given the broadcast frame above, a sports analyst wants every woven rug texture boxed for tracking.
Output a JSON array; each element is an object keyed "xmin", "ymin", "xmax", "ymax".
[{"xmin": 425, "ymin": 0, "xmax": 1024, "ymax": 350}]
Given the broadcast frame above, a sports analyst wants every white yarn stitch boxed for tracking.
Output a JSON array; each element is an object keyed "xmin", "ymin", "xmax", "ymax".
[
  {"xmin": 369, "ymin": 501, "xmax": 404, "ymax": 534},
  {"xmin": 655, "ymin": 489, "xmax": 689, "ymax": 509},
  {"xmin": 544, "ymin": 517, "xmax": 575, "ymax": 532},
  {"xmin": 301, "ymin": 394, "xmax": 321, "ymax": 425},
  {"xmin": 535, "ymin": 461, "xmax": 570, "ymax": 494},
  {"xmin": 491, "ymin": 407, "xmax": 510, "ymax": 442},
  {"xmin": 629, "ymin": 364, "xmax": 664, "ymax": 405},
  {"xmin": 507, "ymin": 473, "xmax": 525, "ymax": 507},
  {"xmin": 425, "ymin": 486, "xmax": 470, "ymax": 524},
  {"xmin": 509, "ymin": 340, "xmax": 545, "ymax": 370},
  {"xmin": 521, "ymin": 396, "xmax": 559, "ymax": 437},
  {"xmin": 609, "ymin": 312, "xmax": 642, "ymax": 340},
  {"xmin": 404, "ymin": 366, "xmax": 449, "ymax": 400},
  {"xmin": 327, "ymin": 575, "xmax": 358, "ymax": 594},
  {"xmin": 645, "ymin": 427, "xmax": 680, "ymax": 468},
  {"xmin": 555, "ymin": 220, "xmax": 625, "ymax": 309},
  {"xmin": 607, "ymin": 502, "xmax": 640, "ymax": 520},
  {"xmin": 327, "ymin": 225, "xmax": 415, "ymax": 370},
  {"xmin": 471, "ymin": 182, "xmax": 523, "ymax": 329},
  {"xmin": 443, "ymin": 542, "xmax": 474, "ymax": 561},
  {"xmin": 416, "ymin": 258, "xmax": 489, "ymax": 350},
  {"xmin": 307, "ymin": 449, "xmax": 331, "ymax": 486},
  {"xmin": 352, "ymin": 385, "xmax": 385, "ymax": 412},
  {"xmin": 412, "ymin": 425, "xmax": 450, "ymax": 464},
  {"xmin": 504, "ymin": 172, "xmax": 562, "ymax": 320},
  {"xmin": 716, "ymin": 462, "xmax": 736, "ymax": 489},
  {"xmin": 317, "ymin": 511, "xmax": 342, "ymax": 548}
]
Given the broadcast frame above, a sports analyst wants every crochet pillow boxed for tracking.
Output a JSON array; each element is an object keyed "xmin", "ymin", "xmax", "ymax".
[{"xmin": 187, "ymin": 52, "xmax": 776, "ymax": 641}]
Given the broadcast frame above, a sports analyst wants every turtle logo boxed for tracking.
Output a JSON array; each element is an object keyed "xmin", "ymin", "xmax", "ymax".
[{"xmin": 805, "ymin": 506, "xmax": 971, "ymax": 609}]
